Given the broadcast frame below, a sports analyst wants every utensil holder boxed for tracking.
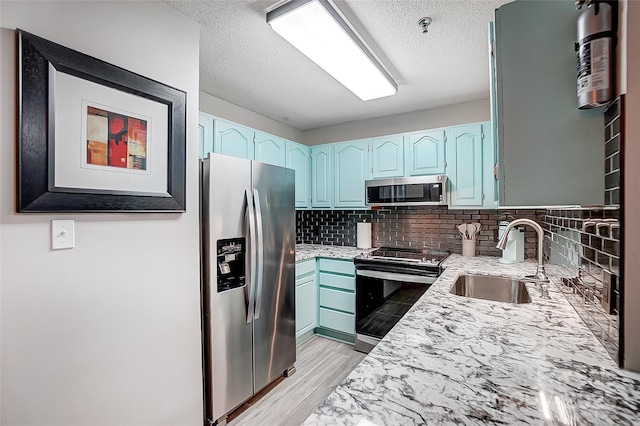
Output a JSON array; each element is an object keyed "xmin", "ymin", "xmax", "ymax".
[{"xmin": 462, "ymin": 239, "xmax": 476, "ymax": 257}]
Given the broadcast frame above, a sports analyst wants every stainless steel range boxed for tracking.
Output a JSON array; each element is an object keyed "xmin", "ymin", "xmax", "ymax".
[{"xmin": 354, "ymin": 247, "xmax": 449, "ymax": 353}]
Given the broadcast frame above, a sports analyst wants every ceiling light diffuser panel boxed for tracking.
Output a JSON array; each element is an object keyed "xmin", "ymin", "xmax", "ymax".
[{"xmin": 267, "ymin": 0, "xmax": 397, "ymax": 101}]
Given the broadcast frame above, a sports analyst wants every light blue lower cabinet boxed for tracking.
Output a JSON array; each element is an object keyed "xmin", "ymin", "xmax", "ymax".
[
  {"xmin": 295, "ymin": 259, "xmax": 317, "ymax": 345},
  {"xmin": 318, "ymin": 258, "xmax": 355, "ymax": 276},
  {"xmin": 319, "ymin": 287, "xmax": 355, "ymax": 313},
  {"xmin": 316, "ymin": 258, "xmax": 356, "ymax": 343},
  {"xmin": 318, "ymin": 308, "xmax": 355, "ymax": 335},
  {"xmin": 295, "ymin": 257, "xmax": 356, "ymax": 344},
  {"xmin": 317, "ymin": 271, "xmax": 355, "ymax": 292},
  {"xmin": 295, "ymin": 277, "xmax": 316, "ymax": 342}
]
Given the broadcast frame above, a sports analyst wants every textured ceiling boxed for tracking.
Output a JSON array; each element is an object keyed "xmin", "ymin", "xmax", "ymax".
[{"xmin": 165, "ymin": 0, "xmax": 513, "ymax": 131}]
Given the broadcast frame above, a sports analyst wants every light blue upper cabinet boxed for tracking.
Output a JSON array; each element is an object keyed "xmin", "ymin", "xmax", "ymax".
[
  {"xmin": 447, "ymin": 123, "xmax": 484, "ymax": 207},
  {"xmin": 405, "ymin": 130, "xmax": 446, "ymax": 176},
  {"xmin": 286, "ymin": 140, "xmax": 311, "ymax": 209},
  {"xmin": 213, "ymin": 119, "xmax": 255, "ymax": 160},
  {"xmin": 481, "ymin": 121, "xmax": 498, "ymax": 209},
  {"xmin": 488, "ymin": 22, "xmax": 499, "ymax": 207},
  {"xmin": 254, "ymin": 131, "xmax": 286, "ymax": 167},
  {"xmin": 333, "ymin": 140, "xmax": 369, "ymax": 208},
  {"xmin": 494, "ymin": 0, "xmax": 604, "ymax": 206},
  {"xmin": 198, "ymin": 112, "xmax": 214, "ymax": 159},
  {"xmin": 371, "ymin": 135, "xmax": 404, "ymax": 178},
  {"xmin": 311, "ymin": 145, "xmax": 333, "ymax": 208}
]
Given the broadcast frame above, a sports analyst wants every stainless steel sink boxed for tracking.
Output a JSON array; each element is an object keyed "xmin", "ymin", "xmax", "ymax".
[{"xmin": 450, "ymin": 274, "xmax": 532, "ymax": 304}]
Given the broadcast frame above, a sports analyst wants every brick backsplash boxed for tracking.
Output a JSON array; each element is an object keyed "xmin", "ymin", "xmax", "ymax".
[{"xmin": 296, "ymin": 207, "xmax": 540, "ymax": 258}]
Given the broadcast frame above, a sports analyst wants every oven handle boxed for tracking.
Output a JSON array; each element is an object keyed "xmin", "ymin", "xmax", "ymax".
[{"xmin": 356, "ymin": 269, "xmax": 437, "ymax": 284}]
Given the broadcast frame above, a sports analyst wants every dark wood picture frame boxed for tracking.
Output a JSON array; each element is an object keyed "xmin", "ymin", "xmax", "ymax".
[{"xmin": 17, "ymin": 29, "xmax": 186, "ymax": 212}]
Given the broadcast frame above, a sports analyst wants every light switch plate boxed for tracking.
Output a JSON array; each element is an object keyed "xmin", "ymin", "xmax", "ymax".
[{"xmin": 51, "ymin": 220, "xmax": 75, "ymax": 250}]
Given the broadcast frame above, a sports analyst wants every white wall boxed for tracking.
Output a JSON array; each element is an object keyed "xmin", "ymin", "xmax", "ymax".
[
  {"xmin": 200, "ymin": 91, "xmax": 305, "ymax": 142},
  {"xmin": 303, "ymin": 99, "xmax": 490, "ymax": 145},
  {"xmin": 0, "ymin": 2, "xmax": 203, "ymax": 425},
  {"xmin": 201, "ymin": 91, "xmax": 489, "ymax": 146}
]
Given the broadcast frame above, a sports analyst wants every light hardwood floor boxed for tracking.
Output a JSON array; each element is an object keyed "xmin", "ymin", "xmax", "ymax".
[{"xmin": 227, "ymin": 336, "xmax": 366, "ymax": 426}]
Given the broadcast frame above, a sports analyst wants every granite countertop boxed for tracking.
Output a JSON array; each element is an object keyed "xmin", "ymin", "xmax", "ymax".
[
  {"xmin": 304, "ymin": 254, "xmax": 640, "ymax": 425},
  {"xmin": 295, "ymin": 244, "xmax": 375, "ymax": 262}
]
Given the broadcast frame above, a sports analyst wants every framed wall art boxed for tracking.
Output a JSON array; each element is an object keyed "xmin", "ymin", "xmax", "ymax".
[{"xmin": 17, "ymin": 29, "xmax": 186, "ymax": 212}]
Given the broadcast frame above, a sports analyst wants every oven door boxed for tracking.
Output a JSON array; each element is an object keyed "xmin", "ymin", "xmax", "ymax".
[{"xmin": 355, "ymin": 269, "xmax": 436, "ymax": 353}]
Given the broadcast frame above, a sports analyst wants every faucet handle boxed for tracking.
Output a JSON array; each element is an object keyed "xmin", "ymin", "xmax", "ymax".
[
  {"xmin": 541, "ymin": 284, "xmax": 551, "ymax": 299},
  {"xmin": 522, "ymin": 274, "xmax": 550, "ymax": 286},
  {"xmin": 531, "ymin": 264, "xmax": 549, "ymax": 282}
]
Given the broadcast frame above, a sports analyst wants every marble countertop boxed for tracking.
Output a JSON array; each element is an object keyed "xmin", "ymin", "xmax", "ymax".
[
  {"xmin": 295, "ymin": 244, "xmax": 375, "ymax": 262},
  {"xmin": 304, "ymin": 255, "xmax": 640, "ymax": 425}
]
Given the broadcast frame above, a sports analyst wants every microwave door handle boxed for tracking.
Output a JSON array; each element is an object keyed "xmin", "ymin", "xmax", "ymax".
[
  {"xmin": 252, "ymin": 188, "xmax": 264, "ymax": 320},
  {"xmin": 245, "ymin": 189, "xmax": 257, "ymax": 324}
]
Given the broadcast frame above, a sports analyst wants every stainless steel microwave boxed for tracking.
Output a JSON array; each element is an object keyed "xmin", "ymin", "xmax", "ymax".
[{"xmin": 365, "ymin": 175, "xmax": 447, "ymax": 207}]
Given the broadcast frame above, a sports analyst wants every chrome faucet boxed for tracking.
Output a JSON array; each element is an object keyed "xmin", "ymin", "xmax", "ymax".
[{"xmin": 496, "ymin": 218, "xmax": 548, "ymax": 282}]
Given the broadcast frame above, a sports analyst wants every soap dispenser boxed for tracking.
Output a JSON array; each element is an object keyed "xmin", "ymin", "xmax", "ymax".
[{"xmin": 497, "ymin": 215, "xmax": 525, "ymax": 264}]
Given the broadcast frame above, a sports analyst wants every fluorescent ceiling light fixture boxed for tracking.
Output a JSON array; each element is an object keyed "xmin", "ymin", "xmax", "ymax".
[{"xmin": 267, "ymin": 0, "xmax": 397, "ymax": 101}]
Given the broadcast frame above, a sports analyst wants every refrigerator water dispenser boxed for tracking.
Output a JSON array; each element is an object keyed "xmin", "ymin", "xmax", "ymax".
[{"xmin": 216, "ymin": 237, "xmax": 246, "ymax": 292}]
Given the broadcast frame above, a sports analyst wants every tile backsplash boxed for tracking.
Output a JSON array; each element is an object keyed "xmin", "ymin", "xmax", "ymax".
[
  {"xmin": 297, "ymin": 205, "xmax": 621, "ymax": 364},
  {"xmin": 541, "ymin": 208, "xmax": 620, "ymax": 364},
  {"xmin": 538, "ymin": 96, "xmax": 624, "ymax": 365},
  {"xmin": 604, "ymin": 97, "xmax": 622, "ymax": 206},
  {"xmin": 296, "ymin": 207, "xmax": 539, "ymax": 258}
]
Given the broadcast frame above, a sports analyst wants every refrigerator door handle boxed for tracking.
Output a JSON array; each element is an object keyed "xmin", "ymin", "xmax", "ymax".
[
  {"xmin": 253, "ymin": 188, "xmax": 264, "ymax": 320},
  {"xmin": 245, "ymin": 188, "xmax": 257, "ymax": 324}
]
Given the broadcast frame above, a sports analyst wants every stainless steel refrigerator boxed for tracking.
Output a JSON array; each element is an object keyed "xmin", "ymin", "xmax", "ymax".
[{"xmin": 200, "ymin": 153, "xmax": 296, "ymax": 426}]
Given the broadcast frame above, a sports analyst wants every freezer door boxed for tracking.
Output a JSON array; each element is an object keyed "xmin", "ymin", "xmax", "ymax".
[
  {"xmin": 202, "ymin": 154, "xmax": 255, "ymax": 422},
  {"xmin": 251, "ymin": 161, "xmax": 296, "ymax": 391}
]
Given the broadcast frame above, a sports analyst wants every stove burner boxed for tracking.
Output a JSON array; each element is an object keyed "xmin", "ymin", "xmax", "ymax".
[{"xmin": 359, "ymin": 247, "xmax": 450, "ymax": 266}]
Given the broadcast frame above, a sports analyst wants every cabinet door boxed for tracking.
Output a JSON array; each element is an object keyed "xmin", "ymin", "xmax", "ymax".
[
  {"xmin": 317, "ymin": 259, "xmax": 355, "ymax": 339},
  {"xmin": 487, "ymin": 22, "xmax": 499, "ymax": 208},
  {"xmin": 286, "ymin": 141, "xmax": 311, "ymax": 209},
  {"xmin": 405, "ymin": 130, "xmax": 446, "ymax": 176},
  {"xmin": 198, "ymin": 112, "xmax": 214, "ymax": 159},
  {"xmin": 481, "ymin": 121, "xmax": 498, "ymax": 209},
  {"xmin": 448, "ymin": 123, "xmax": 484, "ymax": 207},
  {"xmin": 333, "ymin": 141, "xmax": 369, "ymax": 208},
  {"xmin": 213, "ymin": 119, "xmax": 254, "ymax": 160},
  {"xmin": 311, "ymin": 146, "xmax": 333, "ymax": 208},
  {"xmin": 255, "ymin": 131, "xmax": 286, "ymax": 167},
  {"xmin": 495, "ymin": 0, "xmax": 604, "ymax": 206},
  {"xmin": 295, "ymin": 277, "xmax": 317, "ymax": 337},
  {"xmin": 371, "ymin": 135, "xmax": 404, "ymax": 178}
]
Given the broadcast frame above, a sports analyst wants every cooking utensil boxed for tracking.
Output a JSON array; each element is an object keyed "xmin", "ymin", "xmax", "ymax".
[
  {"xmin": 471, "ymin": 222, "xmax": 482, "ymax": 239},
  {"xmin": 457, "ymin": 224, "xmax": 468, "ymax": 239},
  {"xmin": 466, "ymin": 223, "xmax": 474, "ymax": 240}
]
